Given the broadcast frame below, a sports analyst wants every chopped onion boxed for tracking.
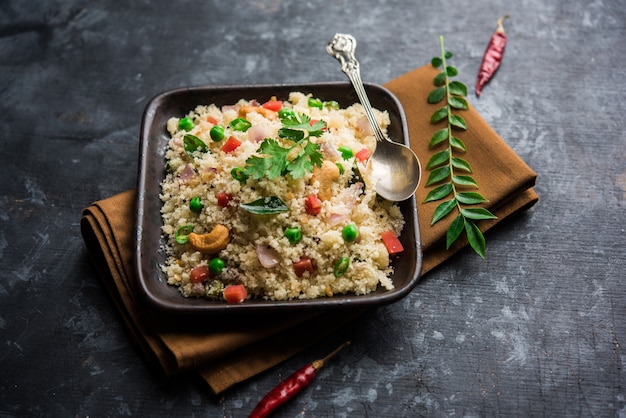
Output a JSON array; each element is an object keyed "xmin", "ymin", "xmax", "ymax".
[
  {"xmin": 321, "ymin": 141, "xmax": 341, "ymax": 160},
  {"xmin": 357, "ymin": 116, "xmax": 374, "ymax": 136},
  {"xmin": 248, "ymin": 124, "xmax": 268, "ymax": 142},
  {"xmin": 255, "ymin": 243, "xmax": 281, "ymax": 268},
  {"xmin": 178, "ymin": 164, "xmax": 196, "ymax": 183},
  {"xmin": 326, "ymin": 212, "xmax": 350, "ymax": 226}
]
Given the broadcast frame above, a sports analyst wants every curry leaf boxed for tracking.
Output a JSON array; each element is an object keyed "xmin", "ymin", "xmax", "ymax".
[
  {"xmin": 450, "ymin": 114, "xmax": 467, "ymax": 130},
  {"xmin": 446, "ymin": 214, "xmax": 465, "ymax": 248},
  {"xmin": 430, "ymin": 107, "xmax": 449, "ymax": 123},
  {"xmin": 426, "ymin": 150, "xmax": 450, "ymax": 169},
  {"xmin": 456, "ymin": 192, "xmax": 488, "ymax": 205},
  {"xmin": 427, "ymin": 87, "xmax": 446, "ymax": 104},
  {"xmin": 449, "ymin": 96, "xmax": 469, "ymax": 110},
  {"xmin": 426, "ymin": 165, "xmax": 451, "ymax": 186},
  {"xmin": 465, "ymin": 220, "xmax": 486, "ymax": 258},
  {"xmin": 452, "ymin": 175, "xmax": 479, "ymax": 187},
  {"xmin": 449, "ymin": 81, "xmax": 468, "ymax": 96},
  {"xmin": 434, "ymin": 72, "xmax": 447, "ymax": 86},
  {"xmin": 460, "ymin": 207, "xmax": 497, "ymax": 220},
  {"xmin": 240, "ymin": 196, "xmax": 289, "ymax": 214},
  {"xmin": 451, "ymin": 157, "xmax": 472, "ymax": 172},
  {"xmin": 423, "ymin": 183, "xmax": 453, "ymax": 203},
  {"xmin": 432, "ymin": 198, "xmax": 457, "ymax": 224},
  {"xmin": 430, "ymin": 128, "xmax": 449, "ymax": 147},
  {"xmin": 450, "ymin": 136, "xmax": 467, "ymax": 151}
]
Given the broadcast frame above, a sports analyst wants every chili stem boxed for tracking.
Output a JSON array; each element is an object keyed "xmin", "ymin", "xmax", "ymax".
[
  {"xmin": 311, "ymin": 341, "xmax": 351, "ymax": 370},
  {"xmin": 496, "ymin": 14, "xmax": 511, "ymax": 34}
]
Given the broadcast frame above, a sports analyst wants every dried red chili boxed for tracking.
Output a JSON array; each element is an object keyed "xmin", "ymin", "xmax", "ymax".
[
  {"xmin": 248, "ymin": 341, "xmax": 350, "ymax": 418},
  {"xmin": 475, "ymin": 14, "xmax": 510, "ymax": 97}
]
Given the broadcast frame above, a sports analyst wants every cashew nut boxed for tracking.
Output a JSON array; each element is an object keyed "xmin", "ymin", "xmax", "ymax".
[
  {"xmin": 310, "ymin": 160, "xmax": 341, "ymax": 201},
  {"xmin": 188, "ymin": 224, "xmax": 230, "ymax": 254},
  {"xmin": 239, "ymin": 105, "xmax": 277, "ymax": 120}
]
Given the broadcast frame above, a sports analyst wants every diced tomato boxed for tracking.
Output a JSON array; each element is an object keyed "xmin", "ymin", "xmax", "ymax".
[
  {"xmin": 293, "ymin": 256, "xmax": 315, "ymax": 277},
  {"xmin": 207, "ymin": 116, "xmax": 218, "ymax": 125},
  {"xmin": 262, "ymin": 100, "xmax": 282, "ymax": 112},
  {"xmin": 221, "ymin": 136, "xmax": 242, "ymax": 153},
  {"xmin": 217, "ymin": 192, "xmax": 232, "ymax": 208},
  {"xmin": 190, "ymin": 265, "xmax": 210, "ymax": 283},
  {"xmin": 355, "ymin": 148, "xmax": 372, "ymax": 162},
  {"xmin": 223, "ymin": 284, "xmax": 247, "ymax": 304},
  {"xmin": 304, "ymin": 194, "xmax": 322, "ymax": 216},
  {"xmin": 381, "ymin": 230, "xmax": 404, "ymax": 255}
]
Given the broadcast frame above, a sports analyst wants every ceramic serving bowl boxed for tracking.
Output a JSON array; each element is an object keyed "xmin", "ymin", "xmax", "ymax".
[{"xmin": 135, "ymin": 82, "xmax": 422, "ymax": 315}]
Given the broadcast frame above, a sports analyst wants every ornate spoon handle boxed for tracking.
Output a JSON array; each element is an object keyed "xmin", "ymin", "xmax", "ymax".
[{"xmin": 326, "ymin": 33, "xmax": 387, "ymax": 143}]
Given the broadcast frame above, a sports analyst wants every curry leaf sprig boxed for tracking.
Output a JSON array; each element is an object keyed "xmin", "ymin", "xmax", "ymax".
[{"xmin": 424, "ymin": 36, "xmax": 497, "ymax": 258}]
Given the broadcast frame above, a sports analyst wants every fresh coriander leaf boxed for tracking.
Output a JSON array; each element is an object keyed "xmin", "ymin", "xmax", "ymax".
[
  {"xmin": 423, "ymin": 183, "xmax": 453, "ymax": 203},
  {"xmin": 432, "ymin": 198, "xmax": 457, "ymax": 224},
  {"xmin": 446, "ymin": 214, "xmax": 465, "ymax": 248},
  {"xmin": 280, "ymin": 111, "xmax": 326, "ymax": 138},
  {"xmin": 244, "ymin": 139, "xmax": 288, "ymax": 179},
  {"xmin": 278, "ymin": 128, "xmax": 305, "ymax": 142},
  {"xmin": 465, "ymin": 219, "xmax": 486, "ymax": 258},
  {"xmin": 428, "ymin": 87, "xmax": 446, "ymax": 104},
  {"xmin": 287, "ymin": 141, "xmax": 322, "ymax": 179}
]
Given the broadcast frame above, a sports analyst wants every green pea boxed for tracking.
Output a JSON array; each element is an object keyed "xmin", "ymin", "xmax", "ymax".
[
  {"xmin": 210, "ymin": 125, "xmax": 225, "ymax": 142},
  {"xmin": 209, "ymin": 257, "xmax": 225, "ymax": 275},
  {"xmin": 189, "ymin": 197, "xmax": 203, "ymax": 213},
  {"xmin": 229, "ymin": 118, "xmax": 251, "ymax": 132},
  {"xmin": 333, "ymin": 257, "xmax": 350, "ymax": 277},
  {"xmin": 308, "ymin": 97, "xmax": 323, "ymax": 109},
  {"xmin": 336, "ymin": 163, "xmax": 345, "ymax": 175},
  {"xmin": 178, "ymin": 117, "xmax": 194, "ymax": 131},
  {"xmin": 284, "ymin": 227, "xmax": 302, "ymax": 244},
  {"xmin": 337, "ymin": 146, "xmax": 353, "ymax": 160},
  {"xmin": 175, "ymin": 225, "xmax": 194, "ymax": 244},
  {"xmin": 231, "ymin": 167, "xmax": 249, "ymax": 184},
  {"xmin": 342, "ymin": 224, "xmax": 359, "ymax": 242}
]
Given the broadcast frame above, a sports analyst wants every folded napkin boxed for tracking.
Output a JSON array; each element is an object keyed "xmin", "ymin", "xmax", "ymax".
[{"xmin": 80, "ymin": 64, "xmax": 537, "ymax": 395}]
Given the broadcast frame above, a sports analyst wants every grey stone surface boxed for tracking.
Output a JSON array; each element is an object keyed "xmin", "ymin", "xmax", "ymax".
[{"xmin": 1, "ymin": 0, "xmax": 625, "ymax": 416}]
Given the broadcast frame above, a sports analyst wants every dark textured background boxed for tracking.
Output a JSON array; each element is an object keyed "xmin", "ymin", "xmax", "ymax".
[{"xmin": 1, "ymin": 0, "xmax": 625, "ymax": 416}]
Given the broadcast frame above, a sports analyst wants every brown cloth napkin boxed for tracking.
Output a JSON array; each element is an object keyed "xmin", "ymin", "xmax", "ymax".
[{"xmin": 80, "ymin": 64, "xmax": 537, "ymax": 395}]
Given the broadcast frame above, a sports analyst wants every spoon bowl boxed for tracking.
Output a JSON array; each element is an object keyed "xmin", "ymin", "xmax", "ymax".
[{"xmin": 327, "ymin": 33, "xmax": 421, "ymax": 201}]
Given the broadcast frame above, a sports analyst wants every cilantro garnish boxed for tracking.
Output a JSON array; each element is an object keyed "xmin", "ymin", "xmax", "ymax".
[{"xmin": 244, "ymin": 110, "xmax": 325, "ymax": 180}]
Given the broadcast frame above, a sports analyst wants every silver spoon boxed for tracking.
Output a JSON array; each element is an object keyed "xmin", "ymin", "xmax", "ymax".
[{"xmin": 327, "ymin": 33, "xmax": 421, "ymax": 201}]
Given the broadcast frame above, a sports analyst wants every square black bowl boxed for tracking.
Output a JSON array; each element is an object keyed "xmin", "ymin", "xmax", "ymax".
[{"xmin": 135, "ymin": 82, "xmax": 422, "ymax": 315}]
